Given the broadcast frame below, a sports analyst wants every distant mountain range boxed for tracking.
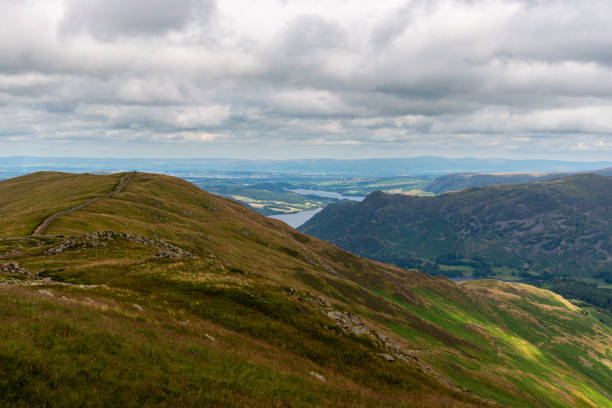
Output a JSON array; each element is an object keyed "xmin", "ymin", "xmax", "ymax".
[
  {"xmin": 425, "ymin": 167, "xmax": 612, "ymax": 194},
  {"xmin": 2, "ymin": 156, "xmax": 612, "ymax": 177},
  {"xmin": 300, "ymin": 174, "xmax": 612, "ymax": 279}
]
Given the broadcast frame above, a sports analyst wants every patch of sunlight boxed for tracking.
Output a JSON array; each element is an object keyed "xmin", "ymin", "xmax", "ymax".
[
  {"xmin": 574, "ymin": 383, "xmax": 612, "ymax": 408},
  {"xmin": 508, "ymin": 335, "xmax": 544, "ymax": 361}
]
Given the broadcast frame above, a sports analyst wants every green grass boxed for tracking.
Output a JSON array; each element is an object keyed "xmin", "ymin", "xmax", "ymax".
[
  {"xmin": 439, "ymin": 265, "xmax": 474, "ymax": 272},
  {"xmin": 0, "ymin": 289, "xmax": 363, "ymax": 408},
  {"xmin": 0, "ymin": 172, "xmax": 120, "ymax": 237},
  {"xmin": 373, "ymin": 282, "xmax": 612, "ymax": 407}
]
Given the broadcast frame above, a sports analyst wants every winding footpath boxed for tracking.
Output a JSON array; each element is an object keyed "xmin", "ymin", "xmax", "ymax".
[{"xmin": 32, "ymin": 172, "xmax": 134, "ymax": 236}]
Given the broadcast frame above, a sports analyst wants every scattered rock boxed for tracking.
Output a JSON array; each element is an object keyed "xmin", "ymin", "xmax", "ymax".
[
  {"xmin": 0, "ymin": 251, "xmax": 24, "ymax": 259},
  {"xmin": 79, "ymin": 284, "xmax": 108, "ymax": 289},
  {"xmin": 305, "ymin": 295, "xmax": 331, "ymax": 309},
  {"xmin": 377, "ymin": 353, "xmax": 395, "ymax": 362},
  {"xmin": 305, "ymin": 295, "xmax": 372, "ymax": 337},
  {"xmin": 326, "ymin": 310, "xmax": 370, "ymax": 336},
  {"xmin": 38, "ymin": 289, "xmax": 54, "ymax": 297},
  {"xmin": 177, "ymin": 320, "xmax": 191, "ymax": 326},
  {"xmin": 204, "ymin": 333, "xmax": 216, "ymax": 341},
  {"xmin": 306, "ymin": 294, "xmax": 468, "ymax": 397},
  {"xmin": 376, "ymin": 332, "xmax": 401, "ymax": 353},
  {"xmin": 46, "ymin": 231, "xmax": 192, "ymax": 258},
  {"xmin": 132, "ymin": 303, "xmax": 144, "ymax": 312},
  {"xmin": 579, "ymin": 356, "xmax": 593, "ymax": 368},
  {"xmin": 0, "ymin": 262, "xmax": 31, "ymax": 276},
  {"xmin": 300, "ymin": 254, "xmax": 337, "ymax": 276},
  {"xmin": 84, "ymin": 297, "xmax": 96, "ymax": 303},
  {"xmin": 309, "ymin": 371, "xmax": 326, "ymax": 382},
  {"xmin": 153, "ymin": 250, "xmax": 181, "ymax": 259},
  {"xmin": 535, "ymin": 319, "xmax": 548, "ymax": 332}
]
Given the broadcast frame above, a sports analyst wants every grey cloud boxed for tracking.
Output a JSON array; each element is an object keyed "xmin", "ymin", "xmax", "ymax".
[
  {"xmin": 497, "ymin": 1, "xmax": 612, "ymax": 66},
  {"xmin": 61, "ymin": 0, "xmax": 215, "ymax": 40},
  {"xmin": 281, "ymin": 15, "xmax": 348, "ymax": 56},
  {"xmin": 370, "ymin": 2, "xmax": 415, "ymax": 49}
]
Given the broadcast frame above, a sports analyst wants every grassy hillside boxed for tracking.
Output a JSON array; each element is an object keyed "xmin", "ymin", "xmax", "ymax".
[
  {"xmin": 301, "ymin": 174, "xmax": 612, "ymax": 280},
  {"xmin": 0, "ymin": 172, "xmax": 120, "ymax": 237},
  {"xmin": 1, "ymin": 172, "xmax": 611, "ymax": 407}
]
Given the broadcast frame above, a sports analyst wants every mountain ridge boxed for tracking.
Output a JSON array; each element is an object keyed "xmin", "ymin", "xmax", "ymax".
[
  {"xmin": 301, "ymin": 174, "xmax": 612, "ymax": 277},
  {"xmin": 425, "ymin": 167, "xmax": 612, "ymax": 194}
]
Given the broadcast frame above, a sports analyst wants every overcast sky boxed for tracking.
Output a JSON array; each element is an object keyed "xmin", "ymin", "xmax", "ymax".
[{"xmin": 1, "ymin": 0, "xmax": 612, "ymax": 160}]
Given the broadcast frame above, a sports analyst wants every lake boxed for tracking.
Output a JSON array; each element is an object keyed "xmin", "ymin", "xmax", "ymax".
[
  {"xmin": 269, "ymin": 189, "xmax": 365, "ymax": 228},
  {"xmin": 269, "ymin": 208, "xmax": 324, "ymax": 228}
]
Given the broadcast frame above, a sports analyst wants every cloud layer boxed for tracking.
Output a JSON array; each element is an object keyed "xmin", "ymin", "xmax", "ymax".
[{"xmin": 1, "ymin": 0, "xmax": 612, "ymax": 159}]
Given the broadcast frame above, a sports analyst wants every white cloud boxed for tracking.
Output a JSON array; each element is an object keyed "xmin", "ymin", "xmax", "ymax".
[{"xmin": 0, "ymin": 0, "xmax": 611, "ymax": 159}]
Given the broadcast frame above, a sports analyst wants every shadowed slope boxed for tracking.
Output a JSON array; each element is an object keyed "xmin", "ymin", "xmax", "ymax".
[{"xmin": 301, "ymin": 174, "xmax": 612, "ymax": 278}]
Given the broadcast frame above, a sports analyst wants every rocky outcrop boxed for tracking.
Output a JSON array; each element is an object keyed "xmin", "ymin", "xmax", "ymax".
[
  {"xmin": 46, "ymin": 231, "xmax": 192, "ymax": 258},
  {"xmin": 309, "ymin": 371, "xmax": 326, "ymax": 381},
  {"xmin": 299, "ymin": 253, "xmax": 338, "ymax": 276},
  {"xmin": 0, "ymin": 262, "xmax": 31, "ymax": 276},
  {"xmin": 304, "ymin": 294, "xmax": 398, "ymax": 349},
  {"xmin": 302, "ymin": 292, "xmax": 479, "ymax": 398},
  {"xmin": 326, "ymin": 310, "xmax": 369, "ymax": 336},
  {"xmin": 153, "ymin": 250, "xmax": 183, "ymax": 259},
  {"xmin": 377, "ymin": 353, "xmax": 395, "ymax": 362}
]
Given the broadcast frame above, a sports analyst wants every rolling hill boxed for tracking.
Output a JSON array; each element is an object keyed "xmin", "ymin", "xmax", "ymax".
[
  {"xmin": 425, "ymin": 167, "xmax": 612, "ymax": 194},
  {"xmin": 1, "ymin": 172, "xmax": 612, "ymax": 407}
]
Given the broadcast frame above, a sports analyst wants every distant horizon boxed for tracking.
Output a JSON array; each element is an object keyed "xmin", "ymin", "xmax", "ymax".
[
  {"xmin": 2, "ymin": 155, "xmax": 611, "ymax": 180},
  {"xmin": 2, "ymin": 155, "xmax": 612, "ymax": 164}
]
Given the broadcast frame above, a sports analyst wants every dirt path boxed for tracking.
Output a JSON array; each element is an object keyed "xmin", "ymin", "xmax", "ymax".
[{"xmin": 32, "ymin": 172, "xmax": 134, "ymax": 236}]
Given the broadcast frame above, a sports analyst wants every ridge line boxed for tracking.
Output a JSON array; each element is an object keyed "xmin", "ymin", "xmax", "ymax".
[{"xmin": 31, "ymin": 171, "xmax": 135, "ymax": 236}]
